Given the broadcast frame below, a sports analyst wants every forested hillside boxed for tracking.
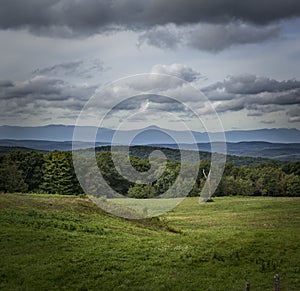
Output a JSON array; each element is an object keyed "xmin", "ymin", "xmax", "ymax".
[{"xmin": 0, "ymin": 148, "xmax": 299, "ymax": 197}]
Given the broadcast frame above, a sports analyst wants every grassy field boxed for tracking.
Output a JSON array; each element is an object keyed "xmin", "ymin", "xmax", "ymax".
[{"xmin": 0, "ymin": 194, "xmax": 299, "ymax": 290}]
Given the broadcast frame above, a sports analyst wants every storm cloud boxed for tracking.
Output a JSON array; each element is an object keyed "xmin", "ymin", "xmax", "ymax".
[
  {"xmin": 0, "ymin": 63, "xmax": 202, "ymax": 124},
  {"xmin": 0, "ymin": 75, "xmax": 96, "ymax": 124},
  {"xmin": 187, "ymin": 22, "xmax": 280, "ymax": 52},
  {"xmin": 0, "ymin": 1, "xmax": 295, "ymax": 54},
  {"xmin": 138, "ymin": 22, "xmax": 280, "ymax": 52},
  {"xmin": 204, "ymin": 74, "xmax": 300, "ymax": 95},
  {"xmin": 0, "ymin": 1, "xmax": 299, "ymax": 130},
  {"xmin": 0, "ymin": 0, "xmax": 299, "ymax": 34},
  {"xmin": 203, "ymin": 74, "xmax": 300, "ymax": 121},
  {"xmin": 0, "ymin": 76, "xmax": 95, "ymax": 101}
]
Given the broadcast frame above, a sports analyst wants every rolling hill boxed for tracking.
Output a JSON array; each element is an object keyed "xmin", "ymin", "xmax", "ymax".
[
  {"xmin": 0, "ymin": 139, "xmax": 298, "ymax": 161},
  {"xmin": 0, "ymin": 193, "xmax": 299, "ymax": 290}
]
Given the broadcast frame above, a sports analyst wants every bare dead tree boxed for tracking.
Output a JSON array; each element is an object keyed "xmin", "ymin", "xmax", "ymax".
[
  {"xmin": 245, "ymin": 282, "xmax": 250, "ymax": 291},
  {"xmin": 274, "ymin": 274, "xmax": 280, "ymax": 291},
  {"xmin": 202, "ymin": 169, "xmax": 213, "ymax": 201}
]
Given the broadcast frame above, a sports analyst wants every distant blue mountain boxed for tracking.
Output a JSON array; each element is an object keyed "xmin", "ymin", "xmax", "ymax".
[{"xmin": 0, "ymin": 125, "xmax": 300, "ymax": 143}]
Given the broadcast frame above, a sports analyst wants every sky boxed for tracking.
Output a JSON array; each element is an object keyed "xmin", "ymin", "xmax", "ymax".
[{"xmin": 0, "ymin": 0, "xmax": 299, "ymax": 131}]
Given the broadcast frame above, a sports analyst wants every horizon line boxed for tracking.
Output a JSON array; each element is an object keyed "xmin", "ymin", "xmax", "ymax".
[{"xmin": 0, "ymin": 124, "xmax": 299, "ymax": 132}]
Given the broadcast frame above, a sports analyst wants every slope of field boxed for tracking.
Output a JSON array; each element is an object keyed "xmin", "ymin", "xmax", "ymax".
[{"xmin": 0, "ymin": 194, "xmax": 299, "ymax": 290}]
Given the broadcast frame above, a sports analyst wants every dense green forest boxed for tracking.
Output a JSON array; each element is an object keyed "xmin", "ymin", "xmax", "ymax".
[{"xmin": 0, "ymin": 148, "xmax": 299, "ymax": 197}]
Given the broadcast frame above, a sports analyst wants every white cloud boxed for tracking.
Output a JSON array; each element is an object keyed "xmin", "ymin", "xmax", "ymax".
[{"xmin": 150, "ymin": 63, "xmax": 202, "ymax": 82}]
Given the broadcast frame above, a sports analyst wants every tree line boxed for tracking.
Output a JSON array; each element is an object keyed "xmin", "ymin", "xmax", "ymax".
[{"xmin": 0, "ymin": 149, "xmax": 299, "ymax": 197}]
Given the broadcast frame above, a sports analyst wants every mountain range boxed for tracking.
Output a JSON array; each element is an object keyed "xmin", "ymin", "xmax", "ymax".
[
  {"xmin": 0, "ymin": 125, "xmax": 299, "ymax": 161},
  {"xmin": 1, "ymin": 125, "xmax": 300, "ymax": 143}
]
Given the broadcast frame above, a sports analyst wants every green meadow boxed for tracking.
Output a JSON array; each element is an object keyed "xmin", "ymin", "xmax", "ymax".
[{"xmin": 0, "ymin": 194, "xmax": 299, "ymax": 290}]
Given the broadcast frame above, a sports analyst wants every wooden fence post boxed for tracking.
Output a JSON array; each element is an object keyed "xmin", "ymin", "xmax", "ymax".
[
  {"xmin": 245, "ymin": 282, "xmax": 250, "ymax": 291},
  {"xmin": 274, "ymin": 274, "xmax": 280, "ymax": 291}
]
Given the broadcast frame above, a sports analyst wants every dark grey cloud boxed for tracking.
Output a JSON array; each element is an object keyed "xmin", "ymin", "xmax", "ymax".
[
  {"xmin": 0, "ymin": 80, "xmax": 14, "ymax": 88},
  {"xmin": 0, "ymin": 0, "xmax": 299, "ymax": 38},
  {"xmin": 207, "ymin": 74, "xmax": 300, "ymax": 95},
  {"xmin": 215, "ymin": 98, "xmax": 246, "ymax": 112},
  {"xmin": 202, "ymin": 74, "xmax": 300, "ymax": 115},
  {"xmin": 187, "ymin": 22, "xmax": 280, "ymax": 52},
  {"xmin": 2, "ymin": 77, "xmax": 65, "ymax": 100},
  {"xmin": 257, "ymin": 89, "xmax": 300, "ymax": 106},
  {"xmin": 201, "ymin": 89, "xmax": 233, "ymax": 101},
  {"xmin": 0, "ymin": 76, "xmax": 95, "ymax": 106},
  {"xmin": 247, "ymin": 104, "xmax": 283, "ymax": 117},
  {"xmin": 0, "ymin": 75, "xmax": 97, "ymax": 125},
  {"xmin": 138, "ymin": 22, "xmax": 280, "ymax": 52},
  {"xmin": 215, "ymin": 90, "xmax": 300, "ymax": 113}
]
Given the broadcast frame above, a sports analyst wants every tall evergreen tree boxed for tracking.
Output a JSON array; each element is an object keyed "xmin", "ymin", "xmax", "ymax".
[{"xmin": 41, "ymin": 151, "xmax": 82, "ymax": 195}]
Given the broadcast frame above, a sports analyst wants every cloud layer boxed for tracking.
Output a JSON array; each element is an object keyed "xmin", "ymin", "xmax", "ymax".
[
  {"xmin": 1, "ymin": 0, "xmax": 299, "ymax": 34},
  {"xmin": 0, "ymin": 63, "xmax": 204, "ymax": 125},
  {"xmin": 203, "ymin": 74, "xmax": 300, "ymax": 121},
  {"xmin": 1, "ymin": 1, "xmax": 297, "ymax": 53},
  {"xmin": 32, "ymin": 59, "xmax": 106, "ymax": 79},
  {"xmin": 0, "ymin": 75, "xmax": 95, "ymax": 124},
  {"xmin": 1, "ymin": 63, "xmax": 299, "ymax": 126},
  {"xmin": 138, "ymin": 22, "xmax": 281, "ymax": 52}
]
